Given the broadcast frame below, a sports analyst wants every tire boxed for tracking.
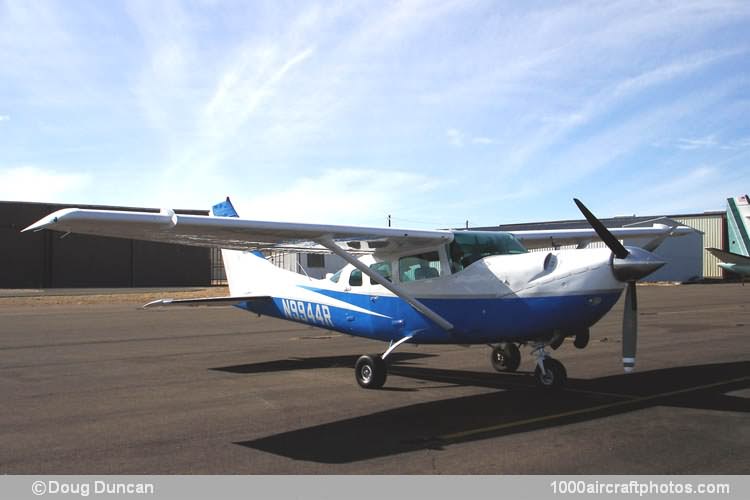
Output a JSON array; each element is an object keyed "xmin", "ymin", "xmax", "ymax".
[
  {"xmin": 355, "ymin": 354, "xmax": 387, "ymax": 389},
  {"xmin": 534, "ymin": 358, "xmax": 567, "ymax": 390},
  {"xmin": 573, "ymin": 330, "xmax": 590, "ymax": 349},
  {"xmin": 491, "ymin": 343, "xmax": 521, "ymax": 372}
]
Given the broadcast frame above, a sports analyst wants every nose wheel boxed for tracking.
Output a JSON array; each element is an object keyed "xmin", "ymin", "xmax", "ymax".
[
  {"xmin": 534, "ymin": 357, "xmax": 567, "ymax": 390},
  {"xmin": 491, "ymin": 343, "xmax": 521, "ymax": 372},
  {"xmin": 529, "ymin": 341, "xmax": 567, "ymax": 390}
]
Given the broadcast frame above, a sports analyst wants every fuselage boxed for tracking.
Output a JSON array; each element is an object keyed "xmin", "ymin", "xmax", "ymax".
[{"xmin": 233, "ymin": 244, "xmax": 625, "ymax": 345}]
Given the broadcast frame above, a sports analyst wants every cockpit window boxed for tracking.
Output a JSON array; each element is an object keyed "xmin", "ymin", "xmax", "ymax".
[
  {"xmin": 329, "ymin": 269, "xmax": 342, "ymax": 283},
  {"xmin": 399, "ymin": 251, "xmax": 441, "ymax": 282},
  {"xmin": 369, "ymin": 261, "xmax": 392, "ymax": 284},
  {"xmin": 449, "ymin": 231, "xmax": 527, "ymax": 272}
]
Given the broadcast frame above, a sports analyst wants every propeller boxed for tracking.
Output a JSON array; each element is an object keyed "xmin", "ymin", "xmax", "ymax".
[
  {"xmin": 574, "ymin": 198, "xmax": 629, "ymax": 259},
  {"xmin": 574, "ymin": 198, "xmax": 664, "ymax": 372}
]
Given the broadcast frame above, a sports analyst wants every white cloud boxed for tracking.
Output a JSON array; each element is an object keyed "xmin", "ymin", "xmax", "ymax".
[
  {"xmin": 471, "ymin": 137, "xmax": 495, "ymax": 145},
  {"xmin": 0, "ymin": 115, "xmax": 9, "ymax": 121},
  {"xmin": 0, "ymin": 166, "xmax": 91, "ymax": 203},
  {"xmin": 447, "ymin": 129, "xmax": 497, "ymax": 147},
  {"xmin": 232, "ymin": 168, "xmax": 441, "ymax": 225},
  {"xmin": 446, "ymin": 128, "xmax": 464, "ymax": 147},
  {"xmin": 677, "ymin": 135, "xmax": 719, "ymax": 150},
  {"xmin": 729, "ymin": 137, "xmax": 750, "ymax": 149}
]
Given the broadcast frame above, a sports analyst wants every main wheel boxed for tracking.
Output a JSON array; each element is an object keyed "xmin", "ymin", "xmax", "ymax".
[
  {"xmin": 574, "ymin": 330, "xmax": 590, "ymax": 349},
  {"xmin": 534, "ymin": 357, "xmax": 567, "ymax": 390},
  {"xmin": 491, "ymin": 343, "xmax": 521, "ymax": 372},
  {"xmin": 355, "ymin": 354, "xmax": 387, "ymax": 389}
]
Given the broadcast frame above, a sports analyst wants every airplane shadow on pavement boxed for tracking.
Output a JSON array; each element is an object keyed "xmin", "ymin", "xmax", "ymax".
[{"xmin": 214, "ymin": 358, "xmax": 750, "ymax": 464}]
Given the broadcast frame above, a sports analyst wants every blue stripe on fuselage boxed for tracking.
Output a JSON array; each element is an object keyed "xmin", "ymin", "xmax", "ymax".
[{"xmin": 235, "ymin": 287, "xmax": 623, "ymax": 344}]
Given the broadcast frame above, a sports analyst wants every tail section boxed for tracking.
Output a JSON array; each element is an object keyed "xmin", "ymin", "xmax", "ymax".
[
  {"xmin": 727, "ymin": 194, "xmax": 750, "ymax": 257},
  {"xmin": 211, "ymin": 197, "xmax": 240, "ymax": 218},
  {"xmin": 210, "ymin": 197, "xmax": 280, "ymax": 296}
]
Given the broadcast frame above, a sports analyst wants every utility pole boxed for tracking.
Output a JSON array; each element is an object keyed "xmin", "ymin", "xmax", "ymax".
[{"xmin": 388, "ymin": 214, "xmax": 391, "ymax": 227}]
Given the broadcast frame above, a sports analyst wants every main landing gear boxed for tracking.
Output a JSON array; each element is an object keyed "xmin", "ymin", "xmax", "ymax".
[
  {"xmin": 489, "ymin": 341, "xmax": 568, "ymax": 390},
  {"xmin": 355, "ymin": 354, "xmax": 387, "ymax": 389},
  {"xmin": 355, "ymin": 335, "xmax": 413, "ymax": 389},
  {"xmin": 490, "ymin": 342, "xmax": 521, "ymax": 372}
]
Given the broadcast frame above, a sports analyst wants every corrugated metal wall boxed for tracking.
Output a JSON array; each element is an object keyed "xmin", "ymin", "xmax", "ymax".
[
  {"xmin": 672, "ymin": 214, "xmax": 725, "ymax": 278},
  {"xmin": 1, "ymin": 201, "xmax": 211, "ymax": 288}
]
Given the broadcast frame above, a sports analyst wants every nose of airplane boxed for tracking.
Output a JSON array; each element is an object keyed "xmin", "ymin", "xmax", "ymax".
[{"xmin": 611, "ymin": 246, "xmax": 666, "ymax": 282}]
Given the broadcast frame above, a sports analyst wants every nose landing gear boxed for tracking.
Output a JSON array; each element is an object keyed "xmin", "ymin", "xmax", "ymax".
[{"xmin": 530, "ymin": 341, "xmax": 567, "ymax": 390}]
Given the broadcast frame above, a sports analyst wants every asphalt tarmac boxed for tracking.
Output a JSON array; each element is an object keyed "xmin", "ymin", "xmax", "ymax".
[{"xmin": 1, "ymin": 283, "xmax": 748, "ymax": 474}]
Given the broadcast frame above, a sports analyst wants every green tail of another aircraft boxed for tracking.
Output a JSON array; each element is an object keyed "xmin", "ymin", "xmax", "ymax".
[{"xmin": 706, "ymin": 194, "xmax": 750, "ymax": 277}]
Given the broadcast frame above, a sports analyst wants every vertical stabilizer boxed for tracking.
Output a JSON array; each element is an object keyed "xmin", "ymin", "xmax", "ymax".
[
  {"xmin": 727, "ymin": 194, "xmax": 750, "ymax": 257},
  {"xmin": 210, "ymin": 197, "xmax": 277, "ymax": 296}
]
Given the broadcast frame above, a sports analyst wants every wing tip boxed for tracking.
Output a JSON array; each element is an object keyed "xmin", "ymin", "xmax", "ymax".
[{"xmin": 21, "ymin": 208, "xmax": 79, "ymax": 233}]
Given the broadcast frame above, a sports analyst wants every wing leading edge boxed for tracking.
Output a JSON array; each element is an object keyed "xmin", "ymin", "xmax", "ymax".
[
  {"xmin": 511, "ymin": 225, "xmax": 693, "ymax": 250},
  {"xmin": 24, "ymin": 204, "xmax": 692, "ymax": 254},
  {"xmin": 23, "ymin": 208, "xmax": 453, "ymax": 253}
]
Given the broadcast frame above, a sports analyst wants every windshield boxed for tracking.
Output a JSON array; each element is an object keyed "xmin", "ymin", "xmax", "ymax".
[{"xmin": 449, "ymin": 231, "xmax": 527, "ymax": 271}]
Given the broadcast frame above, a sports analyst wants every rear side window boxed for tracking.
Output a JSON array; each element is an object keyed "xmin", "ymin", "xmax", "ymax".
[{"xmin": 349, "ymin": 269, "xmax": 362, "ymax": 287}]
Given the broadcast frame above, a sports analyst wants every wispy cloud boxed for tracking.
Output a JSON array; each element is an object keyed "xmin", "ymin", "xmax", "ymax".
[
  {"xmin": 446, "ymin": 128, "xmax": 497, "ymax": 147},
  {"xmin": 0, "ymin": 1, "xmax": 748, "ymax": 223},
  {"xmin": 0, "ymin": 166, "xmax": 90, "ymax": 203},
  {"xmin": 446, "ymin": 128, "xmax": 464, "ymax": 147},
  {"xmin": 234, "ymin": 168, "xmax": 442, "ymax": 225},
  {"xmin": 0, "ymin": 115, "xmax": 9, "ymax": 121},
  {"xmin": 677, "ymin": 135, "xmax": 719, "ymax": 150}
]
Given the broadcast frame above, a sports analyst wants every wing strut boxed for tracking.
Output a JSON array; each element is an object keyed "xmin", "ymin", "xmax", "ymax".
[{"xmin": 316, "ymin": 236, "xmax": 454, "ymax": 332}]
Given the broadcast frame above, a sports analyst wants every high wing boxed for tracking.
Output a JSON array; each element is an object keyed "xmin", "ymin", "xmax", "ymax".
[
  {"xmin": 511, "ymin": 224, "xmax": 693, "ymax": 251},
  {"xmin": 706, "ymin": 248, "xmax": 750, "ymax": 266},
  {"xmin": 23, "ymin": 208, "xmax": 452, "ymax": 254},
  {"xmin": 24, "ymin": 207, "xmax": 692, "ymax": 254}
]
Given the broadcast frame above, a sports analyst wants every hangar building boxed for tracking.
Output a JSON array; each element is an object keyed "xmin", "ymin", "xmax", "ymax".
[{"xmin": 1, "ymin": 201, "xmax": 211, "ymax": 288}]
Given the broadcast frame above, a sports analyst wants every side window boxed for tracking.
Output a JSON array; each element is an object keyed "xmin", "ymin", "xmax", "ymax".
[
  {"xmin": 369, "ymin": 261, "xmax": 392, "ymax": 284},
  {"xmin": 349, "ymin": 269, "xmax": 363, "ymax": 287},
  {"xmin": 399, "ymin": 251, "xmax": 441, "ymax": 282}
]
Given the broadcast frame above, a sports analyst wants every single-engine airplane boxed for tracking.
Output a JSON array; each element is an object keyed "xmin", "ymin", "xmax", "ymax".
[
  {"xmin": 24, "ymin": 198, "xmax": 692, "ymax": 390},
  {"xmin": 706, "ymin": 194, "xmax": 750, "ymax": 279}
]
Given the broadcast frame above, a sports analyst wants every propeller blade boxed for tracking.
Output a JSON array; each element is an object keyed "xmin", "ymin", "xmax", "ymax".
[
  {"xmin": 573, "ymin": 198, "xmax": 630, "ymax": 259},
  {"xmin": 622, "ymin": 281, "xmax": 637, "ymax": 372}
]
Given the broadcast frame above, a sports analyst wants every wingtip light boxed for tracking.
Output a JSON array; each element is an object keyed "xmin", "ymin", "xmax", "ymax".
[{"xmin": 22, "ymin": 215, "xmax": 57, "ymax": 233}]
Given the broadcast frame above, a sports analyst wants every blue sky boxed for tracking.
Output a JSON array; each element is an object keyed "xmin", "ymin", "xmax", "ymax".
[{"xmin": 1, "ymin": 0, "xmax": 749, "ymax": 228}]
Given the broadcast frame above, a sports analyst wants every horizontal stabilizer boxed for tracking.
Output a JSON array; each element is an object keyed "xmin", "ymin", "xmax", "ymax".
[
  {"xmin": 706, "ymin": 248, "xmax": 750, "ymax": 266},
  {"xmin": 143, "ymin": 295, "xmax": 273, "ymax": 309}
]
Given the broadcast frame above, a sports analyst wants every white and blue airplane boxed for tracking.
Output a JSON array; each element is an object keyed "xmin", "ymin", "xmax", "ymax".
[{"xmin": 24, "ymin": 198, "xmax": 691, "ymax": 390}]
